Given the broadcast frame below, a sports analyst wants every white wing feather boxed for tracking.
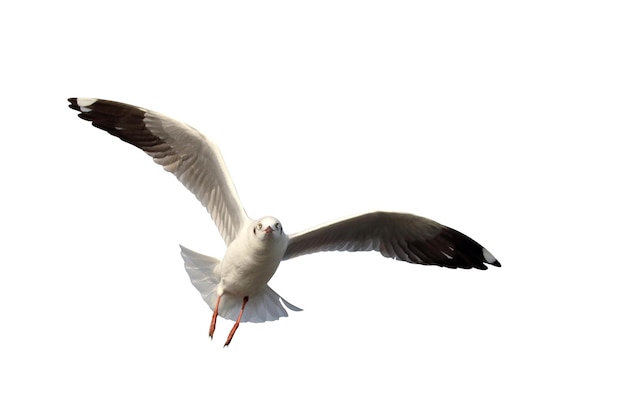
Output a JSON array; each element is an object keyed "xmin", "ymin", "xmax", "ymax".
[{"xmin": 69, "ymin": 98, "xmax": 249, "ymax": 245}]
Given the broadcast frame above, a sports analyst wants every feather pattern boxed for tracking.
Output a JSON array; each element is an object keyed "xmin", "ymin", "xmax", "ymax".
[
  {"xmin": 284, "ymin": 211, "xmax": 500, "ymax": 270},
  {"xmin": 68, "ymin": 98, "xmax": 249, "ymax": 245}
]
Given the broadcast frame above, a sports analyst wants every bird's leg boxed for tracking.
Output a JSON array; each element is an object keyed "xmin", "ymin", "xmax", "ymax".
[
  {"xmin": 209, "ymin": 294, "xmax": 222, "ymax": 339},
  {"xmin": 224, "ymin": 296, "xmax": 249, "ymax": 347}
]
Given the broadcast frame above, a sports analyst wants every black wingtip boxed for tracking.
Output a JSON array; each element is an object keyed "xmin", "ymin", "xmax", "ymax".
[
  {"xmin": 430, "ymin": 226, "xmax": 501, "ymax": 270},
  {"xmin": 482, "ymin": 247, "xmax": 501, "ymax": 268},
  {"xmin": 68, "ymin": 97, "xmax": 78, "ymax": 110}
]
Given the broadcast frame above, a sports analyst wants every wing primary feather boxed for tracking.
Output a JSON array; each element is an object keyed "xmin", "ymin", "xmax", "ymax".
[
  {"xmin": 285, "ymin": 211, "xmax": 499, "ymax": 270},
  {"xmin": 68, "ymin": 98, "xmax": 250, "ymax": 245}
]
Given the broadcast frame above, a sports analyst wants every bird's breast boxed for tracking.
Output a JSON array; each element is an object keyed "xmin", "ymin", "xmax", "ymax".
[{"xmin": 217, "ymin": 236, "xmax": 286, "ymax": 297}]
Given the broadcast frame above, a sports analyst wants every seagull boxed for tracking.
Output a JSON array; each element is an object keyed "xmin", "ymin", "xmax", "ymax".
[{"xmin": 68, "ymin": 97, "xmax": 500, "ymax": 346}]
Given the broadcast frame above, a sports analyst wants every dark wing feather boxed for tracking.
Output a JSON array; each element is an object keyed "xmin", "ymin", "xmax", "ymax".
[
  {"xmin": 284, "ymin": 211, "xmax": 500, "ymax": 270},
  {"xmin": 68, "ymin": 98, "xmax": 249, "ymax": 245}
]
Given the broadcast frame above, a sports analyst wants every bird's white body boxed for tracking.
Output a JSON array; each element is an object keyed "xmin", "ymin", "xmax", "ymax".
[
  {"xmin": 180, "ymin": 218, "xmax": 300, "ymax": 324},
  {"xmin": 217, "ymin": 218, "xmax": 287, "ymax": 298},
  {"xmin": 69, "ymin": 97, "xmax": 500, "ymax": 345}
]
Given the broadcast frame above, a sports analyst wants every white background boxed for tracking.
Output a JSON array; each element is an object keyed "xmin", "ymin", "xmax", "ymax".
[{"xmin": 1, "ymin": 1, "xmax": 625, "ymax": 415}]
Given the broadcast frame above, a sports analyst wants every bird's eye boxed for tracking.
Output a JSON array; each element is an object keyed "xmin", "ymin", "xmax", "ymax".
[
  {"xmin": 275, "ymin": 222, "xmax": 281, "ymax": 229},
  {"xmin": 257, "ymin": 223, "xmax": 263, "ymax": 230}
]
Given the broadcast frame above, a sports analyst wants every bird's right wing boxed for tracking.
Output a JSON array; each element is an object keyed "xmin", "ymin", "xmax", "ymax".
[{"xmin": 68, "ymin": 98, "xmax": 250, "ymax": 245}]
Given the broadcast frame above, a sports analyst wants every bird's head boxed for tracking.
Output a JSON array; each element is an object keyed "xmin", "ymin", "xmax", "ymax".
[{"xmin": 252, "ymin": 216, "xmax": 284, "ymax": 242}]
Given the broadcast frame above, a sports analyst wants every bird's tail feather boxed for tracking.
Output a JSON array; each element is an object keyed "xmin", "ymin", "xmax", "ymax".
[{"xmin": 180, "ymin": 245, "xmax": 302, "ymax": 323}]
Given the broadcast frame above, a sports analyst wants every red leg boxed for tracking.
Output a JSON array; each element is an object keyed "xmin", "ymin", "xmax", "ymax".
[
  {"xmin": 224, "ymin": 296, "xmax": 249, "ymax": 347},
  {"xmin": 209, "ymin": 294, "xmax": 222, "ymax": 339}
]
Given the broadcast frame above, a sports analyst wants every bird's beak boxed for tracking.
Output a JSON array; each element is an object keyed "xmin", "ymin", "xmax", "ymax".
[{"xmin": 264, "ymin": 226, "xmax": 273, "ymax": 234}]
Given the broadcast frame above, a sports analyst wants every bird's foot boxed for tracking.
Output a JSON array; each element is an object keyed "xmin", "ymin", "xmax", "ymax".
[
  {"xmin": 223, "ymin": 296, "xmax": 249, "ymax": 347},
  {"xmin": 209, "ymin": 295, "xmax": 221, "ymax": 339}
]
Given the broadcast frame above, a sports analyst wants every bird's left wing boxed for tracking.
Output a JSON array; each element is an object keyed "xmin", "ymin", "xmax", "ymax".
[
  {"xmin": 68, "ymin": 98, "xmax": 250, "ymax": 245},
  {"xmin": 283, "ymin": 211, "xmax": 500, "ymax": 270}
]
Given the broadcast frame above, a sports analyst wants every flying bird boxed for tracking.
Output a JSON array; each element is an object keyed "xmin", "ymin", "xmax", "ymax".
[{"xmin": 68, "ymin": 98, "xmax": 500, "ymax": 346}]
